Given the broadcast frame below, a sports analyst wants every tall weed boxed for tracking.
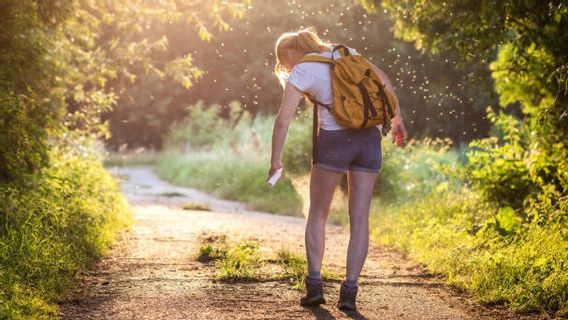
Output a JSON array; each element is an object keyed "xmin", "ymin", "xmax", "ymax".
[{"xmin": 0, "ymin": 151, "xmax": 132, "ymax": 319}]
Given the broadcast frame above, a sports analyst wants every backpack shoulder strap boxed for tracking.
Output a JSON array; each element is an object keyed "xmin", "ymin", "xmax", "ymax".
[
  {"xmin": 331, "ymin": 44, "xmax": 351, "ymax": 57},
  {"xmin": 300, "ymin": 55, "xmax": 335, "ymax": 65}
]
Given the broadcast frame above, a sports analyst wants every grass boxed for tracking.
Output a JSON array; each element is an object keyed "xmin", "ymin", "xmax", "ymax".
[
  {"xmin": 276, "ymin": 248, "xmax": 340, "ymax": 289},
  {"xmin": 0, "ymin": 151, "xmax": 133, "ymax": 319},
  {"xmin": 159, "ymin": 191, "xmax": 186, "ymax": 197},
  {"xmin": 196, "ymin": 234, "xmax": 228, "ymax": 262},
  {"xmin": 182, "ymin": 202, "xmax": 211, "ymax": 211},
  {"xmin": 371, "ymin": 188, "xmax": 568, "ymax": 316},
  {"xmin": 195, "ymin": 238, "xmax": 340, "ymax": 288},
  {"xmin": 156, "ymin": 151, "xmax": 303, "ymax": 215},
  {"xmin": 216, "ymin": 241, "xmax": 263, "ymax": 280},
  {"xmin": 197, "ymin": 244, "xmax": 227, "ymax": 263},
  {"xmin": 103, "ymin": 149, "xmax": 161, "ymax": 167},
  {"xmin": 196, "ymin": 236, "xmax": 263, "ymax": 280},
  {"xmin": 156, "ymin": 105, "xmax": 311, "ymax": 216}
]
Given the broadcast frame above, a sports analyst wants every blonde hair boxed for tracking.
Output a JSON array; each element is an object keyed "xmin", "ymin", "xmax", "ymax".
[{"xmin": 274, "ymin": 28, "xmax": 331, "ymax": 86}]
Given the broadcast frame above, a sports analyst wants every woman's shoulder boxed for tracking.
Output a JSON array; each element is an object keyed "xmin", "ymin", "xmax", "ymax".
[
  {"xmin": 339, "ymin": 44, "xmax": 359, "ymax": 56},
  {"xmin": 293, "ymin": 45, "xmax": 359, "ymax": 74},
  {"xmin": 307, "ymin": 44, "xmax": 360, "ymax": 58}
]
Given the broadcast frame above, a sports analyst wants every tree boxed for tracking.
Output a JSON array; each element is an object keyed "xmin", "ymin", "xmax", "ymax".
[
  {"xmin": 105, "ymin": 0, "xmax": 497, "ymax": 150},
  {"xmin": 0, "ymin": 0, "xmax": 249, "ymax": 181},
  {"xmin": 358, "ymin": 0, "xmax": 567, "ymax": 217}
]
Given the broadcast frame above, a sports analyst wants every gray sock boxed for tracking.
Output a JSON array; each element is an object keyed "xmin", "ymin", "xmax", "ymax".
[
  {"xmin": 307, "ymin": 271, "xmax": 321, "ymax": 280},
  {"xmin": 344, "ymin": 279, "xmax": 358, "ymax": 288}
]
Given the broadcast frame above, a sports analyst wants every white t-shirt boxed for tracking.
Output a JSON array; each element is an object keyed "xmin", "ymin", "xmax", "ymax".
[{"xmin": 287, "ymin": 45, "xmax": 359, "ymax": 130}]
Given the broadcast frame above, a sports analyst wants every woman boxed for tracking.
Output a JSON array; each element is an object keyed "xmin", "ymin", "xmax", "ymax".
[{"xmin": 268, "ymin": 28, "xmax": 407, "ymax": 311}]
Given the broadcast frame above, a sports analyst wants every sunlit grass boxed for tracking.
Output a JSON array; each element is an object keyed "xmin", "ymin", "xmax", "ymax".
[
  {"xmin": 195, "ymin": 235, "xmax": 264, "ymax": 280},
  {"xmin": 371, "ymin": 188, "xmax": 568, "ymax": 315},
  {"xmin": 157, "ymin": 151, "xmax": 303, "ymax": 215},
  {"xmin": 216, "ymin": 241, "xmax": 263, "ymax": 281},
  {"xmin": 182, "ymin": 202, "xmax": 211, "ymax": 211},
  {"xmin": 276, "ymin": 248, "xmax": 340, "ymax": 289},
  {"xmin": 0, "ymin": 153, "xmax": 132, "ymax": 319},
  {"xmin": 195, "ymin": 237, "xmax": 342, "ymax": 287},
  {"xmin": 197, "ymin": 244, "xmax": 227, "ymax": 263},
  {"xmin": 103, "ymin": 149, "xmax": 161, "ymax": 167},
  {"xmin": 159, "ymin": 191, "xmax": 185, "ymax": 197}
]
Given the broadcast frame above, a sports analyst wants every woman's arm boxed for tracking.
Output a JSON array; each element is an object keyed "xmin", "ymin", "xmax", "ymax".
[
  {"xmin": 268, "ymin": 82, "xmax": 303, "ymax": 177},
  {"xmin": 369, "ymin": 62, "xmax": 402, "ymax": 119},
  {"xmin": 369, "ymin": 61, "xmax": 408, "ymax": 146}
]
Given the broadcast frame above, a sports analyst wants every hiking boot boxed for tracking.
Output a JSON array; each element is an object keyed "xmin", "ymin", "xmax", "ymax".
[
  {"xmin": 338, "ymin": 282, "xmax": 358, "ymax": 311},
  {"xmin": 300, "ymin": 277, "xmax": 326, "ymax": 306}
]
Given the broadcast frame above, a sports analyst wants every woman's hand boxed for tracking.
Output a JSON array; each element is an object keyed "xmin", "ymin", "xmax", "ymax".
[
  {"xmin": 269, "ymin": 82, "xmax": 302, "ymax": 181},
  {"xmin": 267, "ymin": 162, "xmax": 283, "ymax": 181},
  {"xmin": 391, "ymin": 116, "xmax": 407, "ymax": 147}
]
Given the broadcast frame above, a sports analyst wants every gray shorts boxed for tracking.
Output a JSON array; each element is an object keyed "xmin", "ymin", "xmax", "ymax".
[{"xmin": 314, "ymin": 126, "xmax": 382, "ymax": 173}]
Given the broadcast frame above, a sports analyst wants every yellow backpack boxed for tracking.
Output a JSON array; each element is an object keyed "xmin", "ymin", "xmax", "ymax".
[{"xmin": 300, "ymin": 45, "xmax": 397, "ymax": 135}]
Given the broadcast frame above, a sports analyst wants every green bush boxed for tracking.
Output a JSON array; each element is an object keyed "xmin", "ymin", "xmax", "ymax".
[
  {"xmin": 377, "ymin": 137, "xmax": 463, "ymax": 202},
  {"xmin": 276, "ymin": 248, "xmax": 339, "ymax": 289},
  {"xmin": 372, "ymin": 188, "xmax": 567, "ymax": 315},
  {"xmin": 0, "ymin": 2, "xmax": 70, "ymax": 183},
  {"xmin": 466, "ymin": 109, "xmax": 567, "ymax": 232},
  {"xmin": 467, "ymin": 109, "xmax": 536, "ymax": 210},
  {"xmin": 159, "ymin": 101, "xmax": 469, "ymax": 213},
  {"xmin": 0, "ymin": 89, "xmax": 55, "ymax": 183},
  {"xmin": 157, "ymin": 151, "xmax": 302, "ymax": 215},
  {"xmin": 370, "ymin": 111, "xmax": 568, "ymax": 315},
  {"xmin": 0, "ymin": 151, "xmax": 132, "ymax": 319},
  {"xmin": 216, "ymin": 241, "xmax": 263, "ymax": 280},
  {"xmin": 165, "ymin": 101, "xmax": 234, "ymax": 151},
  {"xmin": 282, "ymin": 110, "xmax": 313, "ymax": 174},
  {"xmin": 157, "ymin": 102, "xmax": 304, "ymax": 215}
]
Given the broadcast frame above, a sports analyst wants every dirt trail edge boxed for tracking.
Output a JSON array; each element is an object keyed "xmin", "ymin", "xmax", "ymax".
[{"xmin": 58, "ymin": 167, "xmax": 542, "ymax": 320}]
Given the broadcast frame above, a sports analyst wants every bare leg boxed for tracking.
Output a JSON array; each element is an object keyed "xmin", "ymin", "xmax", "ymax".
[
  {"xmin": 345, "ymin": 170, "xmax": 378, "ymax": 281},
  {"xmin": 305, "ymin": 166, "xmax": 343, "ymax": 274}
]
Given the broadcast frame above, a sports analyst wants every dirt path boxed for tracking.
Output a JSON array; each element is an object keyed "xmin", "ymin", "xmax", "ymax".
[{"xmin": 58, "ymin": 167, "xmax": 542, "ymax": 320}]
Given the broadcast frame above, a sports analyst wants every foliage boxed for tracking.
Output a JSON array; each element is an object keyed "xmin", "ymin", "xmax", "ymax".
[
  {"xmin": 377, "ymin": 137, "xmax": 463, "ymax": 202},
  {"xmin": 371, "ymin": 188, "xmax": 568, "ymax": 315},
  {"xmin": 362, "ymin": 0, "xmax": 567, "ymax": 203},
  {"xmin": 197, "ymin": 245, "xmax": 227, "ymax": 263},
  {"xmin": 466, "ymin": 109, "xmax": 536, "ymax": 210},
  {"xmin": 1, "ymin": 0, "xmax": 249, "ymax": 181},
  {"xmin": 0, "ymin": 91, "xmax": 55, "ymax": 182},
  {"xmin": 355, "ymin": 2, "xmax": 568, "ymax": 314},
  {"xmin": 105, "ymin": 0, "xmax": 496, "ymax": 150},
  {"xmin": 157, "ymin": 102, "xmax": 303, "ymax": 215},
  {"xmin": 465, "ymin": 108, "xmax": 567, "ymax": 232},
  {"xmin": 182, "ymin": 202, "xmax": 211, "ymax": 211},
  {"xmin": 0, "ymin": 1, "xmax": 67, "ymax": 181},
  {"xmin": 157, "ymin": 150, "xmax": 302, "ymax": 215},
  {"xmin": 0, "ymin": 150, "xmax": 132, "ymax": 319},
  {"xmin": 216, "ymin": 241, "xmax": 263, "ymax": 280},
  {"xmin": 158, "ymin": 101, "xmax": 469, "ymax": 215},
  {"xmin": 164, "ymin": 101, "xmax": 244, "ymax": 150},
  {"xmin": 276, "ymin": 248, "xmax": 339, "ymax": 289}
]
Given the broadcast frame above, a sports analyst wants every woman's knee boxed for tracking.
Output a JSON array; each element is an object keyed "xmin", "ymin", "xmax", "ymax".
[
  {"xmin": 307, "ymin": 208, "xmax": 328, "ymax": 225},
  {"xmin": 348, "ymin": 216, "xmax": 369, "ymax": 230}
]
